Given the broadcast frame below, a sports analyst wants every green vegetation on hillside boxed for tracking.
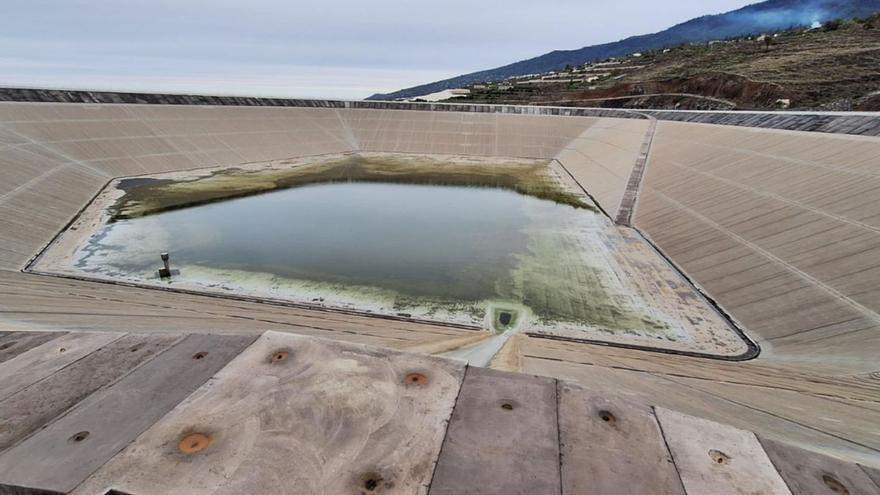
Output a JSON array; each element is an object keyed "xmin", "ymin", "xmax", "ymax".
[
  {"xmin": 449, "ymin": 14, "xmax": 880, "ymax": 111},
  {"xmin": 370, "ymin": 0, "xmax": 880, "ymax": 101}
]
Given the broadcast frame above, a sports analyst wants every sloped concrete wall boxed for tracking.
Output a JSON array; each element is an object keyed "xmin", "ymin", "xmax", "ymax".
[
  {"xmin": 642, "ymin": 109, "xmax": 880, "ymax": 137},
  {"xmin": 2, "ymin": 99, "xmax": 879, "ymax": 376},
  {"xmin": 1, "ymin": 99, "xmax": 879, "ymax": 462},
  {"xmin": 0, "ymin": 104, "xmax": 356, "ymax": 270},
  {"xmin": 342, "ymin": 108, "xmax": 598, "ymax": 158},
  {"xmin": 553, "ymin": 117, "xmax": 651, "ymax": 218},
  {"xmin": 3, "ymin": 88, "xmax": 878, "ymax": 136},
  {"xmin": 636, "ymin": 121, "xmax": 880, "ymax": 371},
  {"xmin": 0, "ymin": 103, "xmax": 606, "ymax": 271}
]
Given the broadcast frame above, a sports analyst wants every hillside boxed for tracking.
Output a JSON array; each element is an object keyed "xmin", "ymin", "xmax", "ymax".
[
  {"xmin": 367, "ymin": 0, "xmax": 880, "ymax": 101},
  {"xmin": 445, "ymin": 16, "xmax": 880, "ymax": 111}
]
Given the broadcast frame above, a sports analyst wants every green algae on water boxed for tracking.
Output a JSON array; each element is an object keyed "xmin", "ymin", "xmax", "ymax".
[
  {"xmin": 79, "ymin": 155, "xmax": 680, "ymax": 340},
  {"xmin": 499, "ymin": 202, "xmax": 672, "ymax": 335},
  {"xmin": 110, "ymin": 154, "xmax": 593, "ymax": 221}
]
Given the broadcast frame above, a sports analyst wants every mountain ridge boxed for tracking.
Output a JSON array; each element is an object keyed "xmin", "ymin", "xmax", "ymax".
[{"xmin": 367, "ymin": 0, "xmax": 880, "ymax": 101}]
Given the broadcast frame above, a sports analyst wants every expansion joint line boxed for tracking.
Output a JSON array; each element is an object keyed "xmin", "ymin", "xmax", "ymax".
[
  {"xmin": 551, "ymin": 158, "xmax": 612, "ymax": 221},
  {"xmin": 652, "ymin": 190, "xmax": 880, "ymax": 326},
  {"xmin": 615, "ymin": 115, "xmax": 657, "ymax": 225},
  {"xmin": 332, "ymin": 108, "xmax": 361, "ymax": 151},
  {"xmin": 663, "ymin": 158, "xmax": 880, "ymax": 235},
  {"xmin": 1, "ymin": 125, "xmax": 112, "ymax": 179},
  {"xmin": 425, "ymin": 364, "xmax": 471, "ymax": 493},
  {"xmin": 652, "ymin": 405, "xmax": 689, "ymax": 494},
  {"xmin": 554, "ymin": 379, "xmax": 564, "ymax": 495}
]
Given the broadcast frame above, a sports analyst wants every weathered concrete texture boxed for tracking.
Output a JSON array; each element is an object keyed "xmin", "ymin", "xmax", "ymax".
[
  {"xmin": 642, "ymin": 109, "xmax": 880, "ymax": 137},
  {"xmin": 30, "ymin": 151, "xmax": 749, "ymax": 357},
  {"xmin": 552, "ymin": 117, "xmax": 650, "ymax": 218},
  {"xmin": 344, "ymin": 108, "xmax": 602, "ymax": 157},
  {"xmin": 0, "ymin": 102, "xmax": 603, "ymax": 271},
  {"xmin": 863, "ymin": 465, "xmax": 880, "ymax": 488},
  {"xmin": 0, "ymin": 332, "xmax": 122, "ymax": 401},
  {"xmin": 75, "ymin": 331, "xmax": 465, "ymax": 495},
  {"xmin": 615, "ymin": 116, "xmax": 657, "ymax": 225},
  {"xmin": 520, "ymin": 335, "xmax": 880, "ymax": 466},
  {"xmin": 0, "ymin": 330, "xmax": 870, "ymax": 495},
  {"xmin": 0, "ymin": 268, "xmax": 481, "ymax": 352},
  {"xmin": 429, "ymin": 367, "xmax": 560, "ymax": 495},
  {"xmin": 2, "ymin": 88, "xmax": 878, "ymax": 136},
  {"xmin": 0, "ymin": 333, "xmax": 182, "ymax": 453},
  {"xmin": 0, "ymin": 334, "xmax": 255, "ymax": 494},
  {"xmin": 634, "ymin": 120, "xmax": 880, "ymax": 372},
  {"xmin": 0, "ymin": 97, "xmax": 878, "ymax": 465},
  {"xmin": 557, "ymin": 382, "xmax": 685, "ymax": 495},
  {"xmin": 760, "ymin": 437, "xmax": 880, "ymax": 495},
  {"xmin": 0, "ymin": 331, "xmax": 64, "ymax": 363},
  {"xmin": 0, "ymin": 87, "xmax": 641, "ymax": 119},
  {"xmin": 521, "ymin": 215, "xmax": 751, "ymax": 357},
  {"xmin": 656, "ymin": 407, "xmax": 791, "ymax": 495}
]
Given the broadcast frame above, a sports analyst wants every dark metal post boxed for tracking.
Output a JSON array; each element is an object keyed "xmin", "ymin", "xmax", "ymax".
[{"xmin": 159, "ymin": 252, "xmax": 172, "ymax": 278}]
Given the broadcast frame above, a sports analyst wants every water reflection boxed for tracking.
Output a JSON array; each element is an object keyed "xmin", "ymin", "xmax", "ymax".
[{"xmin": 86, "ymin": 182, "xmax": 579, "ymax": 303}]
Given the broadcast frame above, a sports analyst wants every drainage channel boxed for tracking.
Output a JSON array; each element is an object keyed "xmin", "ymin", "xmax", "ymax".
[{"xmin": 442, "ymin": 330, "xmax": 517, "ymax": 367}]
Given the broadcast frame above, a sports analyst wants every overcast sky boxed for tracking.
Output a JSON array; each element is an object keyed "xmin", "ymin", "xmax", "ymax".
[{"xmin": 1, "ymin": 0, "xmax": 757, "ymax": 99}]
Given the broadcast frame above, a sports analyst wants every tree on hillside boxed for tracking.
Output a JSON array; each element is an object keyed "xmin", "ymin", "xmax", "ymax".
[{"xmin": 824, "ymin": 19, "xmax": 842, "ymax": 31}]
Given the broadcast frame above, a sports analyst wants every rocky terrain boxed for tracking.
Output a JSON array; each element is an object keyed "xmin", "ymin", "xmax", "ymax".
[
  {"xmin": 445, "ymin": 15, "xmax": 880, "ymax": 111},
  {"xmin": 369, "ymin": 0, "xmax": 880, "ymax": 103}
]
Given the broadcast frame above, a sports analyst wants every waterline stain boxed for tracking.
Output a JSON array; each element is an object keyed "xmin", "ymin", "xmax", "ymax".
[
  {"xmin": 110, "ymin": 154, "xmax": 593, "ymax": 221},
  {"xmin": 71, "ymin": 158, "xmax": 676, "ymax": 338}
]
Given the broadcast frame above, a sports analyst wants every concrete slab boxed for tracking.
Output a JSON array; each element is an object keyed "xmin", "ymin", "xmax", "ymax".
[
  {"xmin": 0, "ymin": 332, "xmax": 122, "ymax": 402},
  {"xmin": 0, "ymin": 95, "xmax": 878, "ymax": 466},
  {"xmin": 862, "ymin": 465, "xmax": 880, "ymax": 489},
  {"xmin": 655, "ymin": 407, "xmax": 791, "ymax": 495},
  {"xmin": 0, "ymin": 333, "xmax": 183, "ymax": 452},
  {"xmin": 760, "ymin": 437, "xmax": 880, "ymax": 495},
  {"xmin": 73, "ymin": 331, "xmax": 465, "ymax": 495},
  {"xmin": 0, "ymin": 334, "xmax": 254, "ymax": 494},
  {"xmin": 557, "ymin": 382, "xmax": 685, "ymax": 495},
  {"xmin": 429, "ymin": 367, "xmax": 560, "ymax": 495},
  {"xmin": 0, "ymin": 332, "xmax": 65, "ymax": 364}
]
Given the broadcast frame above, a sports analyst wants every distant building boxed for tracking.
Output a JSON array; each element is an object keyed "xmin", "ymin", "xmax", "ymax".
[{"xmin": 592, "ymin": 60, "xmax": 621, "ymax": 67}]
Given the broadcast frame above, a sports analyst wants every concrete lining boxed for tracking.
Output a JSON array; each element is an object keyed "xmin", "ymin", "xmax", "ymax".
[
  {"xmin": 0, "ymin": 330, "xmax": 869, "ymax": 494},
  {"xmin": 0, "ymin": 92, "xmax": 878, "ymax": 463}
]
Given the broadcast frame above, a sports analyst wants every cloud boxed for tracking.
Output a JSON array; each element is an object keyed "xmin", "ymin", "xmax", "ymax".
[
  {"xmin": 0, "ymin": 57, "xmax": 457, "ymax": 100},
  {"xmin": 0, "ymin": 0, "xmax": 757, "ymax": 98}
]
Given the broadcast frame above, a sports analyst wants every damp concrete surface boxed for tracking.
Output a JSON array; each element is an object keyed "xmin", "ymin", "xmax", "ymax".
[{"xmin": 31, "ymin": 153, "xmax": 749, "ymax": 356}]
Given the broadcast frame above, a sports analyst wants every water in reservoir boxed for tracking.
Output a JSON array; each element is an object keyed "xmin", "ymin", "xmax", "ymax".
[
  {"xmin": 77, "ymin": 182, "xmax": 597, "ymax": 324},
  {"xmin": 71, "ymin": 176, "xmax": 677, "ymax": 336}
]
